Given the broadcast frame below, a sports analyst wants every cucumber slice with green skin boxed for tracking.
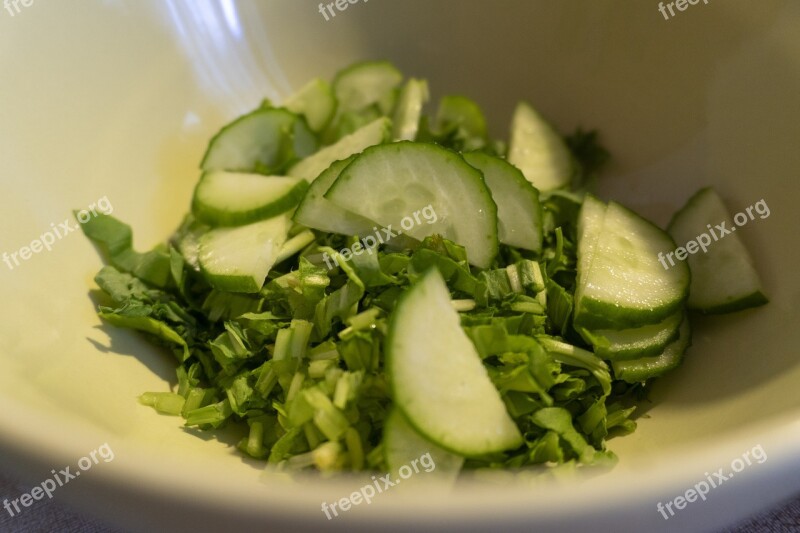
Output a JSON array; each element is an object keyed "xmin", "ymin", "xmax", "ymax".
[
  {"xmin": 293, "ymin": 158, "xmax": 419, "ymax": 250},
  {"xmin": 201, "ymin": 108, "xmax": 317, "ymax": 173},
  {"xmin": 392, "ymin": 78, "xmax": 429, "ymax": 141},
  {"xmin": 275, "ymin": 229, "xmax": 316, "ymax": 264},
  {"xmin": 574, "ymin": 200, "xmax": 690, "ymax": 330},
  {"xmin": 283, "ymin": 78, "xmax": 336, "ymax": 133},
  {"xmin": 333, "ymin": 60, "xmax": 403, "ymax": 114},
  {"xmin": 293, "ymin": 157, "xmax": 378, "ymax": 236},
  {"xmin": 192, "ymin": 171, "xmax": 308, "ymax": 227},
  {"xmin": 508, "ymin": 101, "xmax": 574, "ymax": 191},
  {"xmin": 287, "ymin": 117, "xmax": 391, "ymax": 181},
  {"xmin": 388, "ymin": 269, "xmax": 523, "ymax": 456},
  {"xmin": 578, "ymin": 310, "xmax": 683, "ymax": 361},
  {"xmin": 575, "ymin": 195, "xmax": 607, "ymax": 301},
  {"xmin": 462, "ymin": 152, "xmax": 543, "ymax": 253},
  {"xmin": 198, "ymin": 215, "xmax": 289, "ymax": 293},
  {"xmin": 171, "ymin": 215, "xmax": 209, "ymax": 271},
  {"xmin": 383, "ymin": 410, "xmax": 464, "ymax": 485},
  {"xmin": 326, "ymin": 142, "xmax": 499, "ymax": 269},
  {"xmin": 612, "ymin": 316, "xmax": 691, "ymax": 383},
  {"xmin": 435, "ymin": 95, "xmax": 488, "ymax": 139},
  {"xmin": 667, "ymin": 187, "xmax": 768, "ymax": 314},
  {"xmin": 291, "ymin": 117, "xmax": 318, "ymax": 160},
  {"xmin": 321, "ymin": 106, "xmax": 383, "ymax": 146},
  {"xmin": 176, "ymin": 231, "xmax": 201, "ymax": 271}
]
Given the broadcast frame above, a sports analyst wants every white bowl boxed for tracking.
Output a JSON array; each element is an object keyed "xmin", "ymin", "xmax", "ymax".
[{"xmin": 1, "ymin": 1, "xmax": 799, "ymax": 531}]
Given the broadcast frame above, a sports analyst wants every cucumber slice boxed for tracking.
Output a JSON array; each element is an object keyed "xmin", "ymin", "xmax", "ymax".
[
  {"xmin": 326, "ymin": 142, "xmax": 499, "ymax": 268},
  {"xmin": 667, "ymin": 187, "xmax": 768, "ymax": 314},
  {"xmin": 293, "ymin": 157, "xmax": 378, "ymax": 236},
  {"xmin": 201, "ymin": 108, "xmax": 317, "ymax": 173},
  {"xmin": 507, "ymin": 101, "xmax": 574, "ymax": 191},
  {"xmin": 435, "ymin": 95, "xmax": 488, "ymax": 140},
  {"xmin": 392, "ymin": 78, "xmax": 429, "ymax": 141},
  {"xmin": 462, "ymin": 152, "xmax": 543, "ymax": 252},
  {"xmin": 575, "ymin": 195, "xmax": 607, "ymax": 300},
  {"xmin": 287, "ymin": 117, "xmax": 391, "ymax": 181},
  {"xmin": 578, "ymin": 310, "xmax": 683, "ymax": 361},
  {"xmin": 275, "ymin": 230, "xmax": 316, "ymax": 264},
  {"xmin": 612, "ymin": 317, "xmax": 691, "ymax": 383},
  {"xmin": 198, "ymin": 215, "xmax": 289, "ymax": 293},
  {"xmin": 574, "ymin": 200, "xmax": 689, "ymax": 329},
  {"xmin": 333, "ymin": 60, "xmax": 403, "ymax": 114},
  {"xmin": 283, "ymin": 78, "xmax": 336, "ymax": 133},
  {"xmin": 192, "ymin": 171, "xmax": 308, "ymax": 227},
  {"xmin": 388, "ymin": 269, "xmax": 522, "ymax": 456},
  {"xmin": 171, "ymin": 215, "xmax": 209, "ymax": 271},
  {"xmin": 383, "ymin": 410, "xmax": 463, "ymax": 485}
]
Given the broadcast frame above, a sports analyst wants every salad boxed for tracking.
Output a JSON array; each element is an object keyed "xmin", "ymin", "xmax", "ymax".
[{"xmin": 79, "ymin": 61, "xmax": 767, "ymax": 476}]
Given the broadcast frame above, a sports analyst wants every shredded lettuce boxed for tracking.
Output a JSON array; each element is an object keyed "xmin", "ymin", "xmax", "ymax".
[
  {"xmin": 79, "ymin": 61, "xmax": 648, "ymax": 479},
  {"xmin": 82, "ymin": 207, "xmax": 643, "ymax": 474}
]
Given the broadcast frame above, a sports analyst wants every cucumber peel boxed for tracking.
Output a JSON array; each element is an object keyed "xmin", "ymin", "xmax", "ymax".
[
  {"xmin": 388, "ymin": 269, "xmax": 523, "ymax": 456},
  {"xmin": 283, "ymin": 78, "xmax": 337, "ymax": 133},
  {"xmin": 668, "ymin": 187, "xmax": 768, "ymax": 314},
  {"xmin": 192, "ymin": 171, "xmax": 307, "ymax": 227},
  {"xmin": 201, "ymin": 108, "xmax": 317, "ymax": 174},
  {"xmin": 292, "ymin": 157, "xmax": 378, "ymax": 236},
  {"xmin": 325, "ymin": 142, "xmax": 499, "ymax": 268},
  {"xmin": 508, "ymin": 101, "xmax": 574, "ymax": 191},
  {"xmin": 463, "ymin": 152, "xmax": 543, "ymax": 252},
  {"xmin": 612, "ymin": 317, "xmax": 692, "ymax": 383},
  {"xmin": 198, "ymin": 215, "xmax": 289, "ymax": 293},
  {"xmin": 288, "ymin": 117, "xmax": 391, "ymax": 181},
  {"xmin": 574, "ymin": 199, "xmax": 690, "ymax": 330}
]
